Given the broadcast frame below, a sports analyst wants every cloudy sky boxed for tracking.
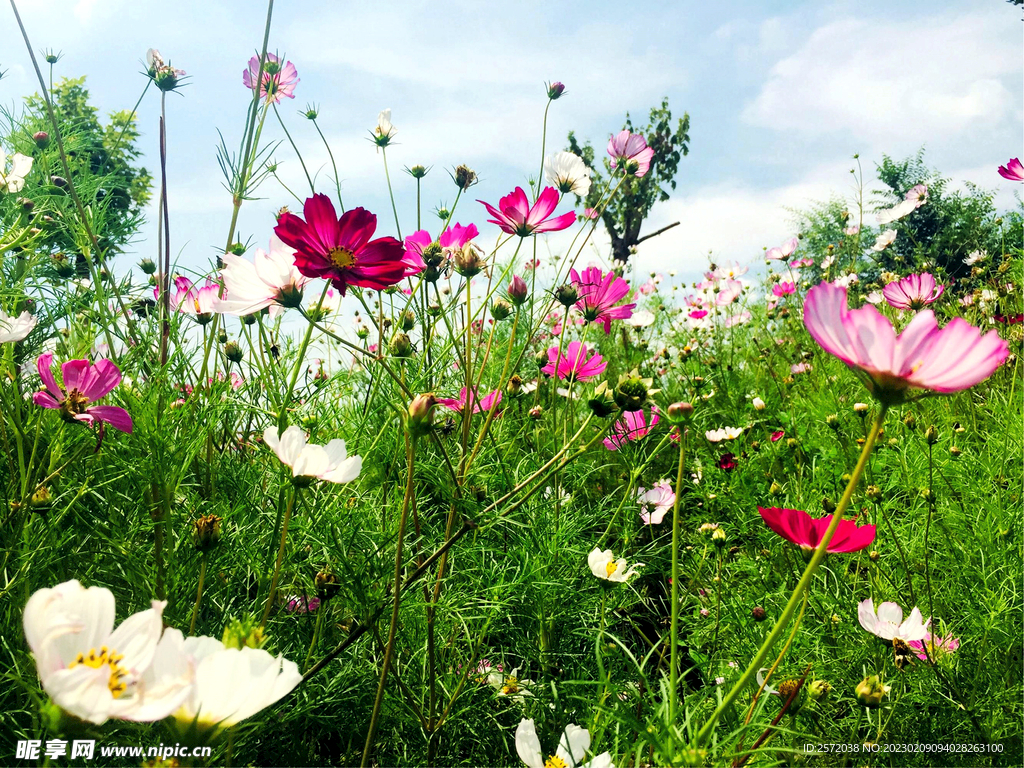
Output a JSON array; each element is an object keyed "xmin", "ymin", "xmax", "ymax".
[{"xmin": 2, "ymin": 0, "xmax": 1021, "ymax": 283}]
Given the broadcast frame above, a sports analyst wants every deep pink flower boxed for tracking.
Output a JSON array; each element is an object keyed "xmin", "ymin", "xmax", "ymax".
[
  {"xmin": 274, "ymin": 194, "xmax": 407, "ymax": 295},
  {"xmin": 403, "ymin": 223, "xmax": 478, "ymax": 273},
  {"xmin": 882, "ymin": 273, "xmax": 944, "ymax": 310},
  {"xmin": 541, "ymin": 341, "xmax": 606, "ymax": 382},
  {"xmin": 770, "ymin": 430, "xmax": 784, "ymax": 442},
  {"xmin": 437, "ymin": 387, "xmax": 502, "ymax": 415},
  {"xmin": 997, "ymin": 158, "xmax": 1023, "ymax": 182},
  {"xmin": 772, "ymin": 282, "xmax": 796, "ymax": 297},
  {"xmin": 995, "ymin": 313, "xmax": 1024, "ymax": 325},
  {"xmin": 478, "ymin": 187, "xmax": 575, "ymax": 237},
  {"xmin": 689, "ymin": 309, "xmax": 708, "ymax": 320},
  {"xmin": 570, "ymin": 266, "xmax": 635, "ymax": 333},
  {"xmin": 33, "ymin": 353, "xmax": 133, "ymax": 433},
  {"xmin": 717, "ymin": 453, "xmax": 737, "ymax": 471},
  {"xmin": 758, "ymin": 506, "xmax": 875, "ymax": 553},
  {"xmin": 803, "ymin": 282, "xmax": 1009, "ymax": 403},
  {"xmin": 607, "ymin": 131, "xmax": 654, "ymax": 177},
  {"xmin": 907, "ymin": 632, "xmax": 960, "ymax": 661},
  {"xmin": 604, "ymin": 408, "xmax": 659, "ymax": 451},
  {"xmin": 242, "ymin": 53, "xmax": 299, "ymax": 104}
]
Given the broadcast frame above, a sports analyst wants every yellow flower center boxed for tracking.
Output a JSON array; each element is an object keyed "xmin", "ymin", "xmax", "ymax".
[
  {"xmin": 68, "ymin": 646, "xmax": 128, "ymax": 698},
  {"xmin": 328, "ymin": 246, "xmax": 356, "ymax": 269},
  {"xmin": 605, "ymin": 560, "xmax": 618, "ymax": 577},
  {"xmin": 544, "ymin": 757, "xmax": 568, "ymax": 768},
  {"xmin": 501, "ymin": 676, "xmax": 519, "ymax": 695}
]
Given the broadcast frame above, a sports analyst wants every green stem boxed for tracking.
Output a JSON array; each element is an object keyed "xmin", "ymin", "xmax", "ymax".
[
  {"xmin": 312, "ymin": 117, "xmax": 344, "ymax": 212},
  {"xmin": 382, "ymin": 147, "xmax": 402, "ymax": 240},
  {"xmin": 261, "ymin": 486, "xmax": 298, "ymax": 627},
  {"xmin": 274, "ymin": 104, "xmax": 315, "ymax": 193},
  {"xmin": 189, "ymin": 553, "xmax": 208, "ymax": 634},
  {"xmin": 669, "ymin": 423, "xmax": 687, "ymax": 727}
]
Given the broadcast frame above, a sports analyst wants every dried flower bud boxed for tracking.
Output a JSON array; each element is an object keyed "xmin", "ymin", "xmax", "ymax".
[
  {"xmin": 949, "ymin": 446, "xmax": 961, "ymax": 458},
  {"xmin": 506, "ymin": 375, "xmax": 523, "ymax": 396},
  {"xmin": 452, "ymin": 164, "xmax": 477, "ymax": 191},
  {"xmin": 193, "ymin": 514, "xmax": 223, "ymax": 552},
  {"xmin": 925, "ymin": 426, "xmax": 939, "ymax": 445},
  {"xmin": 452, "ymin": 243, "xmax": 487, "ymax": 277}
]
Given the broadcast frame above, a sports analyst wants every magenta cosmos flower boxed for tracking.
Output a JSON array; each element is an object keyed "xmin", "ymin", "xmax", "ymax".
[
  {"xmin": 404, "ymin": 223, "xmax": 479, "ymax": 270},
  {"xmin": 607, "ymin": 130, "xmax": 654, "ymax": 178},
  {"xmin": 437, "ymin": 387, "xmax": 502, "ymax": 415},
  {"xmin": 604, "ymin": 408, "xmax": 659, "ymax": 451},
  {"xmin": 570, "ymin": 266, "xmax": 635, "ymax": 332},
  {"xmin": 478, "ymin": 186, "xmax": 576, "ymax": 237},
  {"xmin": 758, "ymin": 506, "xmax": 875, "ymax": 553},
  {"xmin": 803, "ymin": 282, "xmax": 1008, "ymax": 403},
  {"xmin": 882, "ymin": 273, "xmax": 944, "ymax": 310},
  {"xmin": 997, "ymin": 157, "xmax": 1023, "ymax": 182},
  {"xmin": 541, "ymin": 341, "xmax": 606, "ymax": 382},
  {"xmin": 242, "ymin": 53, "xmax": 299, "ymax": 104},
  {"xmin": 274, "ymin": 194, "xmax": 409, "ymax": 295},
  {"xmin": 33, "ymin": 353, "xmax": 133, "ymax": 433},
  {"xmin": 907, "ymin": 632, "xmax": 960, "ymax": 661}
]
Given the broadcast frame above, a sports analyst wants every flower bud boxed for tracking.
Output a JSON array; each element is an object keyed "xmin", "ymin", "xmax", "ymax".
[
  {"xmin": 769, "ymin": 481, "xmax": 783, "ymax": 496},
  {"xmin": 667, "ymin": 401, "xmax": 694, "ymax": 423},
  {"xmin": 221, "ymin": 616, "xmax": 265, "ymax": 650},
  {"xmin": 855, "ymin": 675, "xmax": 888, "ymax": 708},
  {"xmin": 925, "ymin": 426, "xmax": 939, "ymax": 445},
  {"xmin": 554, "ymin": 283, "xmax": 578, "ymax": 308},
  {"xmin": 545, "ymin": 81, "xmax": 566, "ymax": 99},
  {"xmin": 751, "ymin": 606, "xmax": 767, "ymax": 622},
  {"xmin": 33, "ymin": 131, "xmax": 50, "ymax": 149},
  {"xmin": 711, "ymin": 527, "xmax": 726, "ymax": 546},
  {"xmin": 869, "ymin": 550, "xmax": 879, "ymax": 562},
  {"xmin": 421, "ymin": 242, "xmax": 444, "ymax": 269},
  {"xmin": 752, "ymin": 397, "xmax": 765, "ymax": 411},
  {"xmin": 826, "ymin": 413, "xmax": 840, "ymax": 429},
  {"xmin": 52, "ymin": 253, "xmax": 76, "ymax": 278},
  {"xmin": 529, "ymin": 406, "xmax": 543, "ymax": 420},
  {"xmin": 587, "ymin": 381, "xmax": 618, "ymax": 418},
  {"xmin": 949, "ymin": 446, "xmax": 961, "ymax": 458},
  {"xmin": 407, "ymin": 164, "xmax": 428, "ymax": 179},
  {"xmin": 902, "ymin": 413, "xmax": 916, "ymax": 430},
  {"xmin": 452, "ymin": 164, "xmax": 477, "ymax": 191},
  {"xmin": 535, "ymin": 348, "xmax": 549, "ymax": 370},
  {"xmin": 919, "ymin": 488, "xmax": 936, "ymax": 504},
  {"xmin": 822, "ymin": 497, "xmax": 836, "ymax": 513},
  {"xmin": 224, "ymin": 341, "xmax": 243, "ymax": 363},
  {"xmin": 193, "ymin": 514, "xmax": 223, "ymax": 552},
  {"xmin": 138, "ymin": 257, "xmax": 157, "ymax": 275},
  {"xmin": 315, "ymin": 569, "xmax": 341, "ymax": 601},
  {"xmin": 854, "ymin": 402, "xmax": 869, "ymax": 416},
  {"xmin": 490, "ymin": 299, "xmax": 512, "ymax": 321},
  {"xmin": 865, "ymin": 485, "xmax": 882, "ymax": 501},
  {"xmin": 31, "ymin": 486, "xmax": 52, "ymax": 509},
  {"xmin": 407, "ymin": 393, "xmax": 438, "ymax": 437},
  {"xmin": 51, "ymin": 175, "xmax": 68, "ymax": 188},
  {"xmin": 806, "ymin": 678, "xmax": 831, "ymax": 702},
  {"xmin": 399, "ymin": 309, "xmax": 416, "ymax": 331},
  {"xmin": 508, "ymin": 275, "xmax": 529, "ymax": 306},
  {"xmin": 452, "ymin": 243, "xmax": 487, "ymax": 277},
  {"xmin": 614, "ymin": 369, "xmax": 653, "ymax": 412},
  {"xmin": 389, "ymin": 332, "xmax": 414, "ymax": 358}
]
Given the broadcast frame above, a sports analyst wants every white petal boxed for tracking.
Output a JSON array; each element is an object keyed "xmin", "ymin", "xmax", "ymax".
[
  {"xmin": 514, "ymin": 718, "xmax": 545, "ymax": 768},
  {"xmin": 556, "ymin": 723, "xmax": 592, "ymax": 767},
  {"xmin": 105, "ymin": 600, "xmax": 165, "ymax": 677},
  {"xmin": 320, "ymin": 455, "xmax": 362, "ymax": 484}
]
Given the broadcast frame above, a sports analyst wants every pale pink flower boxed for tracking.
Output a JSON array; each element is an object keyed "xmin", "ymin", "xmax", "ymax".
[
  {"xmin": 905, "ymin": 184, "xmax": 928, "ymax": 207},
  {"xmin": 725, "ymin": 311, "xmax": 751, "ymax": 328},
  {"xmin": 882, "ymin": 273, "xmax": 944, "ymax": 310},
  {"xmin": 715, "ymin": 279, "xmax": 743, "ymax": 306},
  {"xmin": 907, "ymin": 631, "xmax": 960, "ymax": 661},
  {"xmin": 637, "ymin": 480, "xmax": 675, "ymax": 525},
  {"xmin": 242, "ymin": 53, "xmax": 299, "ymax": 104},
  {"xmin": 214, "ymin": 236, "xmax": 311, "ymax": 317},
  {"xmin": 871, "ymin": 229, "xmax": 897, "ymax": 252},
  {"xmin": 607, "ymin": 130, "xmax": 654, "ymax": 177},
  {"xmin": 843, "ymin": 225, "xmax": 860, "ymax": 236},
  {"xmin": 790, "ymin": 257, "xmax": 814, "ymax": 269},
  {"xmin": 766, "ymin": 237, "xmax": 798, "ymax": 261},
  {"xmin": 858, "ymin": 598, "xmax": 929, "ymax": 642}
]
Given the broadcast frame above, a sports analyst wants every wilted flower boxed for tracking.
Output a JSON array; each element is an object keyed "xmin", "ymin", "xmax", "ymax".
[
  {"xmin": 607, "ymin": 130, "xmax": 654, "ymax": 177},
  {"xmin": 0, "ymin": 307, "xmax": 36, "ymax": 342},
  {"xmin": 242, "ymin": 53, "xmax": 299, "ymax": 104},
  {"xmin": 479, "ymin": 187, "xmax": 576, "ymax": 237},
  {"xmin": 858, "ymin": 598, "xmax": 930, "ymax": 642},
  {"xmin": 263, "ymin": 425, "xmax": 362, "ymax": 486},
  {"xmin": 881, "ymin": 273, "xmax": 944, "ymax": 310},
  {"xmin": 758, "ymin": 506, "xmax": 875, "ymax": 553},
  {"xmin": 588, "ymin": 548, "xmax": 642, "ymax": 583},
  {"xmin": 34, "ymin": 353, "xmax": 133, "ymax": 433},
  {"xmin": 544, "ymin": 151, "xmax": 591, "ymax": 197}
]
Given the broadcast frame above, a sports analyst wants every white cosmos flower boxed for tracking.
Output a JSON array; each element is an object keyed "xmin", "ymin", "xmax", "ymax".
[
  {"xmin": 0, "ymin": 308, "xmax": 36, "ymax": 342},
  {"xmin": 544, "ymin": 151, "xmax": 592, "ymax": 197},
  {"xmin": 705, "ymin": 427, "xmax": 743, "ymax": 443},
  {"xmin": 515, "ymin": 718, "xmax": 614, "ymax": 768},
  {"xmin": 875, "ymin": 198, "xmax": 918, "ymax": 225},
  {"xmin": 0, "ymin": 147, "xmax": 34, "ymax": 194},
  {"xmin": 871, "ymin": 229, "xmax": 897, "ymax": 252},
  {"xmin": 858, "ymin": 598, "xmax": 930, "ymax": 642},
  {"xmin": 964, "ymin": 251, "xmax": 986, "ymax": 266},
  {"xmin": 23, "ymin": 580, "xmax": 189, "ymax": 724},
  {"xmin": 832, "ymin": 273, "xmax": 859, "ymax": 288},
  {"xmin": 213, "ymin": 235, "xmax": 310, "ymax": 317},
  {"xmin": 264, "ymin": 425, "xmax": 362, "ymax": 485},
  {"xmin": 588, "ymin": 547, "xmax": 642, "ymax": 583},
  {"xmin": 375, "ymin": 109, "xmax": 396, "ymax": 140},
  {"xmin": 173, "ymin": 633, "xmax": 301, "ymax": 732},
  {"xmin": 623, "ymin": 309, "xmax": 655, "ymax": 327}
]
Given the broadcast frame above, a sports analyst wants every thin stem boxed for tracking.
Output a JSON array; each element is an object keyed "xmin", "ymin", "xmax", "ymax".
[
  {"xmin": 189, "ymin": 553, "xmax": 208, "ymax": 634},
  {"xmin": 312, "ymin": 117, "xmax": 344, "ymax": 212},
  {"xmin": 261, "ymin": 486, "xmax": 298, "ymax": 627},
  {"xmin": 274, "ymin": 104, "xmax": 315, "ymax": 193},
  {"xmin": 669, "ymin": 424, "xmax": 687, "ymax": 727},
  {"xmin": 381, "ymin": 147, "xmax": 402, "ymax": 240}
]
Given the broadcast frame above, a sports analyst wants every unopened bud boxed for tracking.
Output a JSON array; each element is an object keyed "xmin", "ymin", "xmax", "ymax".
[
  {"xmin": 865, "ymin": 485, "xmax": 882, "ymax": 501},
  {"xmin": 869, "ymin": 550, "xmax": 879, "ymax": 562},
  {"xmin": 508, "ymin": 275, "xmax": 529, "ymax": 306},
  {"xmin": 407, "ymin": 393, "xmax": 438, "ymax": 437},
  {"xmin": 315, "ymin": 569, "xmax": 341, "ymax": 601},
  {"xmin": 826, "ymin": 413, "xmax": 840, "ymax": 429},
  {"xmin": 920, "ymin": 488, "xmax": 936, "ymax": 504},
  {"xmin": 614, "ymin": 369, "xmax": 652, "ymax": 412},
  {"xmin": 389, "ymin": 332, "xmax": 414, "ymax": 358},
  {"xmin": 667, "ymin": 401, "xmax": 694, "ymax": 423},
  {"xmin": 752, "ymin": 397, "xmax": 765, "ymax": 411},
  {"xmin": 139, "ymin": 258, "xmax": 157, "ymax": 275},
  {"xmin": 855, "ymin": 675, "xmax": 888, "ymax": 708},
  {"xmin": 529, "ymin": 406, "xmax": 543, "ymax": 420},
  {"xmin": 221, "ymin": 616, "xmax": 265, "ymax": 650},
  {"xmin": 925, "ymin": 426, "xmax": 939, "ymax": 445},
  {"xmin": 506, "ymin": 375, "xmax": 523, "ymax": 396},
  {"xmin": 902, "ymin": 413, "xmax": 916, "ymax": 430},
  {"xmin": 751, "ymin": 606, "xmax": 766, "ymax": 622},
  {"xmin": 854, "ymin": 403, "xmax": 869, "ymax": 416},
  {"xmin": 193, "ymin": 514, "xmax": 223, "ymax": 552},
  {"xmin": 587, "ymin": 381, "xmax": 618, "ymax": 418},
  {"xmin": 33, "ymin": 131, "xmax": 50, "ymax": 149},
  {"xmin": 224, "ymin": 341, "xmax": 243, "ymax": 363},
  {"xmin": 949, "ymin": 446, "xmax": 961, "ymax": 458},
  {"xmin": 399, "ymin": 309, "xmax": 416, "ymax": 331},
  {"xmin": 822, "ymin": 497, "xmax": 836, "ymax": 513},
  {"xmin": 769, "ymin": 481, "xmax": 783, "ymax": 496},
  {"xmin": 545, "ymin": 80, "xmax": 566, "ymax": 100},
  {"xmin": 554, "ymin": 283, "xmax": 578, "ymax": 308},
  {"xmin": 490, "ymin": 299, "xmax": 512, "ymax": 321}
]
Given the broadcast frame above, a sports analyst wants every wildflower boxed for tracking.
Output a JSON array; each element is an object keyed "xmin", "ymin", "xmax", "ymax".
[
  {"xmin": 766, "ymin": 237, "xmax": 798, "ymax": 261},
  {"xmin": 624, "ymin": 309, "xmax": 655, "ymax": 327},
  {"xmin": 0, "ymin": 147, "xmax": 33, "ymax": 194},
  {"xmin": 964, "ymin": 250, "xmax": 986, "ymax": 266},
  {"xmin": 881, "ymin": 273, "xmax": 944, "ymax": 310},
  {"xmin": 145, "ymin": 48, "xmax": 186, "ymax": 91},
  {"xmin": 802, "ymin": 282, "xmax": 1009, "ymax": 403},
  {"xmin": 607, "ymin": 130, "xmax": 654, "ymax": 177},
  {"xmin": 905, "ymin": 184, "xmax": 928, "ymax": 207},
  {"xmin": 491, "ymin": 667, "xmax": 534, "ymax": 702},
  {"xmin": 542, "ymin": 341, "xmax": 606, "ymax": 382},
  {"xmin": 263, "ymin": 425, "xmax": 361, "ymax": 486},
  {"xmin": 544, "ymin": 151, "xmax": 591, "ymax": 197},
  {"xmin": 242, "ymin": 53, "xmax": 298, "ymax": 104},
  {"xmin": 871, "ymin": 229, "xmax": 898, "ymax": 252},
  {"xmin": 283, "ymin": 595, "xmax": 320, "ymax": 614},
  {"xmin": 790, "ymin": 362, "xmax": 812, "ymax": 374},
  {"xmin": 637, "ymin": 480, "xmax": 675, "ymax": 525},
  {"xmin": 588, "ymin": 548, "xmax": 642, "ymax": 583},
  {"xmin": 214, "ymin": 236, "xmax": 311, "ymax": 316},
  {"xmin": 770, "ymin": 430, "xmax": 784, "ymax": 442},
  {"xmin": 705, "ymin": 427, "xmax": 743, "ymax": 443},
  {"xmin": 479, "ymin": 186, "xmax": 576, "ymax": 237},
  {"xmin": 772, "ymin": 282, "xmax": 796, "ymax": 297},
  {"xmin": 159, "ymin": 276, "xmax": 218, "ymax": 321},
  {"xmin": 855, "ymin": 675, "xmax": 890, "ymax": 708},
  {"xmin": 274, "ymin": 194, "xmax": 407, "ymax": 295},
  {"xmin": 570, "ymin": 266, "xmax": 636, "ymax": 332},
  {"xmin": 857, "ymin": 598, "xmax": 930, "ymax": 642},
  {"xmin": 906, "ymin": 632, "xmax": 960, "ymax": 661},
  {"xmin": 997, "ymin": 157, "xmax": 1023, "ymax": 182},
  {"xmin": 515, "ymin": 718, "xmax": 613, "ymax": 768},
  {"xmin": 758, "ymin": 507, "xmax": 875, "ymax": 553},
  {"xmin": 33, "ymin": 353, "xmax": 133, "ymax": 433},
  {"xmin": 0, "ymin": 307, "xmax": 36, "ymax": 342},
  {"xmin": 717, "ymin": 453, "xmax": 737, "ymax": 472},
  {"xmin": 437, "ymin": 387, "xmax": 502, "ymax": 415},
  {"xmin": 843, "ymin": 225, "xmax": 860, "ymax": 236},
  {"xmin": 193, "ymin": 514, "xmax": 222, "ymax": 552},
  {"xmin": 604, "ymin": 408, "xmax": 658, "ymax": 451},
  {"xmin": 752, "ymin": 397, "xmax": 765, "ymax": 410},
  {"xmin": 23, "ymin": 580, "xmax": 189, "ymax": 724},
  {"xmin": 508, "ymin": 275, "xmax": 529, "ymax": 305}
]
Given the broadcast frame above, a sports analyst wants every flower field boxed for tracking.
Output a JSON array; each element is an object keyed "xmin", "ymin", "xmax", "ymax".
[{"xmin": 1, "ymin": 3, "xmax": 1022, "ymax": 767}]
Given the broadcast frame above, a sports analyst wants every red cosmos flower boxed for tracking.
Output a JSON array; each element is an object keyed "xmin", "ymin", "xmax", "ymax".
[
  {"xmin": 478, "ymin": 186, "xmax": 576, "ymax": 237},
  {"xmin": 33, "ymin": 353, "xmax": 133, "ymax": 433},
  {"xmin": 994, "ymin": 313, "xmax": 1024, "ymax": 325},
  {"xmin": 758, "ymin": 506, "xmax": 875, "ymax": 553},
  {"xmin": 717, "ymin": 453, "xmax": 737, "ymax": 471},
  {"xmin": 274, "ymin": 194, "xmax": 410, "ymax": 295}
]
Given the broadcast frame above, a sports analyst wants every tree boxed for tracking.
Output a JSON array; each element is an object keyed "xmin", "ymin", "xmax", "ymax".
[{"xmin": 566, "ymin": 98, "xmax": 690, "ymax": 264}]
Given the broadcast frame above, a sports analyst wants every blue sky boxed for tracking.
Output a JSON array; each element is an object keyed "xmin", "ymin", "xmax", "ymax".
[{"xmin": 2, "ymin": 0, "xmax": 1021, "ymax": 284}]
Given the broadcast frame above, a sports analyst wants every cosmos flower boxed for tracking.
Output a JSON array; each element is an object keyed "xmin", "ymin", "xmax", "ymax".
[
  {"xmin": 33, "ymin": 353, "xmax": 133, "ymax": 433},
  {"xmin": 213, "ymin": 236, "xmax": 311, "ymax": 317},
  {"xmin": 570, "ymin": 266, "xmax": 635, "ymax": 332},
  {"xmin": 637, "ymin": 480, "xmax": 675, "ymax": 525},
  {"xmin": 871, "ymin": 229, "xmax": 897, "ymax": 252},
  {"xmin": 906, "ymin": 632, "xmax": 960, "ymax": 661},
  {"xmin": 858, "ymin": 598, "xmax": 930, "ymax": 642},
  {"xmin": 882, "ymin": 273, "xmax": 944, "ymax": 310},
  {"xmin": 588, "ymin": 548, "xmax": 643, "ymax": 583},
  {"xmin": 802, "ymin": 282, "xmax": 1009, "ymax": 402},
  {"xmin": 715, "ymin": 279, "xmax": 744, "ymax": 306},
  {"xmin": 0, "ymin": 147, "xmax": 33, "ymax": 194},
  {"xmin": 905, "ymin": 184, "xmax": 928, "ymax": 207},
  {"xmin": 624, "ymin": 309, "xmax": 655, "ymax": 327},
  {"xmin": 607, "ymin": 130, "xmax": 654, "ymax": 178},
  {"xmin": 876, "ymin": 199, "xmax": 918, "ymax": 225},
  {"xmin": 437, "ymin": 387, "xmax": 503, "ymax": 415},
  {"xmin": 545, "ymin": 151, "xmax": 592, "ymax": 197},
  {"xmin": 159, "ymin": 276, "xmax": 219, "ymax": 319},
  {"xmin": 274, "ymin": 194, "xmax": 408, "ymax": 295},
  {"xmin": 242, "ymin": 53, "xmax": 299, "ymax": 104},
  {"xmin": 478, "ymin": 186, "xmax": 576, "ymax": 237},
  {"xmin": 758, "ymin": 506, "xmax": 876, "ymax": 553},
  {"xmin": 997, "ymin": 158, "xmax": 1023, "ymax": 182},
  {"xmin": 766, "ymin": 237, "xmax": 798, "ymax": 261},
  {"xmin": 0, "ymin": 307, "xmax": 36, "ymax": 342},
  {"xmin": 772, "ymin": 282, "xmax": 796, "ymax": 297},
  {"xmin": 717, "ymin": 453, "xmax": 737, "ymax": 471},
  {"xmin": 515, "ymin": 718, "xmax": 614, "ymax": 768},
  {"xmin": 604, "ymin": 408, "xmax": 659, "ymax": 451},
  {"xmin": 373, "ymin": 109, "xmax": 396, "ymax": 146},
  {"xmin": 542, "ymin": 341, "xmax": 606, "ymax": 382},
  {"xmin": 705, "ymin": 427, "xmax": 743, "ymax": 443},
  {"xmin": 263, "ymin": 425, "xmax": 362, "ymax": 486}
]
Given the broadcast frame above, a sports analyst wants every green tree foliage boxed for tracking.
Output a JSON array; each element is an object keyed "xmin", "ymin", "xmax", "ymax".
[{"xmin": 567, "ymin": 98, "xmax": 690, "ymax": 263}]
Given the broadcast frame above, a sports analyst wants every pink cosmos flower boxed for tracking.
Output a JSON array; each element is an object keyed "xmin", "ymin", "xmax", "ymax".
[
  {"xmin": 542, "ymin": 341, "xmax": 606, "ymax": 382},
  {"xmin": 803, "ymin": 282, "xmax": 1008, "ymax": 403},
  {"xmin": 583, "ymin": 207, "xmax": 600, "ymax": 219},
  {"xmin": 637, "ymin": 479, "xmax": 675, "ymax": 525},
  {"xmin": 33, "ymin": 353, "xmax": 133, "ymax": 433},
  {"xmin": 772, "ymin": 282, "xmax": 796, "ymax": 297},
  {"xmin": 790, "ymin": 362, "xmax": 812, "ymax": 374},
  {"xmin": 997, "ymin": 158, "xmax": 1023, "ymax": 182},
  {"xmin": 570, "ymin": 266, "xmax": 635, "ymax": 332},
  {"xmin": 478, "ymin": 187, "xmax": 576, "ymax": 237},
  {"xmin": 858, "ymin": 598, "xmax": 930, "ymax": 642},
  {"xmin": 437, "ymin": 387, "xmax": 502, "ymax": 415},
  {"xmin": 604, "ymin": 408, "xmax": 659, "ymax": 451},
  {"xmin": 759, "ymin": 507, "xmax": 875, "ymax": 553},
  {"xmin": 726, "ymin": 311, "xmax": 752, "ymax": 328},
  {"xmin": 214, "ymin": 236, "xmax": 311, "ymax": 317},
  {"xmin": 905, "ymin": 184, "xmax": 928, "ymax": 207},
  {"xmin": 766, "ymin": 237, "xmax": 798, "ymax": 261},
  {"xmin": 156, "ymin": 276, "xmax": 218, "ymax": 319},
  {"xmin": 274, "ymin": 194, "xmax": 408, "ymax": 295},
  {"xmin": 242, "ymin": 53, "xmax": 299, "ymax": 104},
  {"xmin": 607, "ymin": 130, "xmax": 654, "ymax": 177},
  {"xmin": 770, "ymin": 430, "xmax": 784, "ymax": 442},
  {"xmin": 882, "ymin": 273, "xmax": 944, "ymax": 310},
  {"xmin": 404, "ymin": 223, "xmax": 479, "ymax": 262},
  {"xmin": 907, "ymin": 632, "xmax": 960, "ymax": 661},
  {"xmin": 716, "ymin": 279, "xmax": 743, "ymax": 306}
]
